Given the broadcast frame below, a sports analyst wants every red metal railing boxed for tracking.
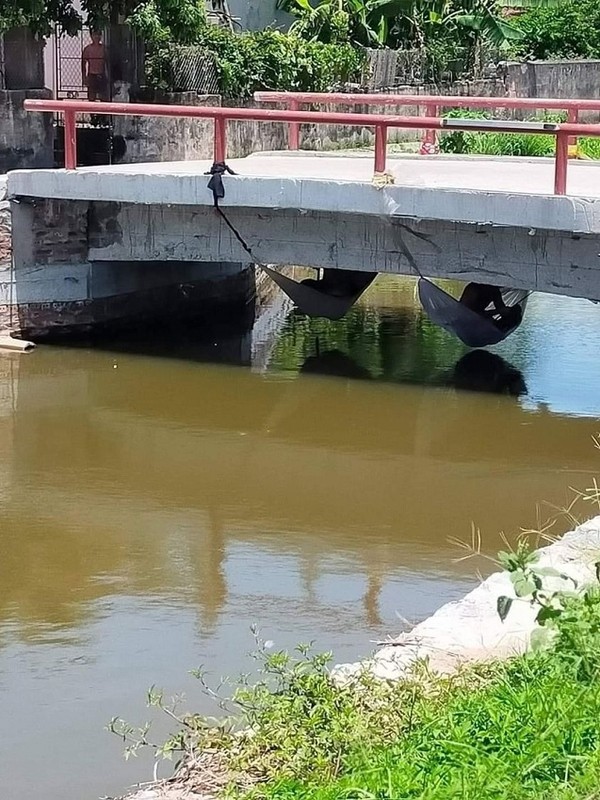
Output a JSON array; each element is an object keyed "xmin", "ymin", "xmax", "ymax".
[
  {"xmin": 23, "ymin": 98, "xmax": 600, "ymax": 196},
  {"xmin": 254, "ymin": 91, "xmax": 600, "ymax": 156}
]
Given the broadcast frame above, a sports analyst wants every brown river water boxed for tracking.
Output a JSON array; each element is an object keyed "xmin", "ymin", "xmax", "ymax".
[{"xmin": 1, "ymin": 275, "xmax": 600, "ymax": 799}]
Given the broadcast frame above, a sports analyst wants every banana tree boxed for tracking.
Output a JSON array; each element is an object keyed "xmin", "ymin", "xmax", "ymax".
[
  {"xmin": 276, "ymin": 0, "xmax": 411, "ymax": 46},
  {"xmin": 449, "ymin": 0, "xmax": 568, "ymax": 48},
  {"xmin": 278, "ymin": 0, "xmax": 570, "ymax": 48}
]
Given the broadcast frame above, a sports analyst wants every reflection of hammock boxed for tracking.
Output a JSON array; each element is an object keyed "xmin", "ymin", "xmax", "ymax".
[
  {"xmin": 418, "ymin": 278, "xmax": 529, "ymax": 348},
  {"xmin": 261, "ymin": 267, "xmax": 375, "ymax": 321}
]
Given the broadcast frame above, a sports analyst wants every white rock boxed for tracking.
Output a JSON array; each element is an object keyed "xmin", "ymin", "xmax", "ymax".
[{"xmin": 333, "ymin": 516, "xmax": 600, "ymax": 684}]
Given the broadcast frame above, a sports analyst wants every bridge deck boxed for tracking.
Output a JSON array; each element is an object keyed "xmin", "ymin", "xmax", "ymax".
[{"xmin": 9, "ymin": 152, "xmax": 600, "ymax": 234}]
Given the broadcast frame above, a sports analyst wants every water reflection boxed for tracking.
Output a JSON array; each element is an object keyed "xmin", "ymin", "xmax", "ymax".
[
  {"xmin": 299, "ymin": 345, "xmax": 527, "ymax": 398},
  {"xmin": 1, "ymin": 276, "xmax": 600, "ymax": 800},
  {"xmin": 301, "ymin": 348, "xmax": 373, "ymax": 381},
  {"xmin": 451, "ymin": 351, "xmax": 527, "ymax": 397}
]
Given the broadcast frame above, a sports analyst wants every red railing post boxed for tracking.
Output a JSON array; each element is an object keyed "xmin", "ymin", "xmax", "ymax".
[
  {"xmin": 289, "ymin": 99, "xmax": 300, "ymax": 150},
  {"xmin": 64, "ymin": 109, "xmax": 77, "ymax": 170},
  {"xmin": 554, "ymin": 131, "xmax": 569, "ymax": 195},
  {"xmin": 421, "ymin": 103, "xmax": 439, "ymax": 155},
  {"xmin": 214, "ymin": 116, "xmax": 227, "ymax": 163},
  {"xmin": 374, "ymin": 124, "xmax": 387, "ymax": 174}
]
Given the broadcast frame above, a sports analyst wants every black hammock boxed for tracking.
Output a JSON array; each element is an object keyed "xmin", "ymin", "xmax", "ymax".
[
  {"xmin": 261, "ymin": 267, "xmax": 376, "ymax": 321},
  {"xmin": 418, "ymin": 279, "xmax": 528, "ymax": 348},
  {"xmin": 205, "ymin": 164, "xmax": 375, "ymax": 321}
]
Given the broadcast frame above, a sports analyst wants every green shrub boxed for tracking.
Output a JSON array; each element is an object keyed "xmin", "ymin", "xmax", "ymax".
[
  {"xmin": 511, "ymin": 0, "xmax": 600, "ymax": 60},
  {"xmin": 143, "ymin": 28, "xmax": 365, "ymax": 98}
]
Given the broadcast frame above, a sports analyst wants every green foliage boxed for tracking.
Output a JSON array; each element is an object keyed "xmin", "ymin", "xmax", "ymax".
[
  {"xmin": 276, "ymin": 0, "xmax": 412, "ymax": 47},
  {"xmin": 580, "ymin": 137, "xmax": 600, "ymax": 160},
  {"xmin": 0, "ymin": 0, "xmax": 81, "ymax": 35},
  {"xmin": 511, "ymin": 0, "xmax": 600, "ymax": 60},
  {"xmin": 109, "ymin": 630, "xmax": 426, "ymax": 786},
  {"xmin": 144, "ymin": 28, "xmax": 366, "ymax": 97},
  {"xmin": 437, "ymin": 108, "xmax": 600, "ymax": 160},
  {"xmin": 277, "ymin": 0, "xmax": 528, "ymax": 50},
  {"xmin": 0, "ymin": 0, "xmax": 208, "ymax": 38},
  {"xmin": 127, "ymin": 0, "xmax": 207, "ymax": 46},
  {"xmin": 111, "ymin": 574, "xmax": 600, "ymax": 800}
]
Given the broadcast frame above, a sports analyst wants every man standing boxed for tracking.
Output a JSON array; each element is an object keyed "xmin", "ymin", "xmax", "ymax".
[{"xmin": 82, "ymin": 30, "xmax": 108, "ymax": 101}]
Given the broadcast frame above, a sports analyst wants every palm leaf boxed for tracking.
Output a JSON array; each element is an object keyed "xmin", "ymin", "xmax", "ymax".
[{"xmin": 454, "ymin": 11, "xmax": 523, "ymax": 44}]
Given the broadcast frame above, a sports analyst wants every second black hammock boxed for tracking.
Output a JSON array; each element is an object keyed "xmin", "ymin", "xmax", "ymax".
[{"xmin": 418, "ymin": 279, "xmax": 528, "ymax": 348}]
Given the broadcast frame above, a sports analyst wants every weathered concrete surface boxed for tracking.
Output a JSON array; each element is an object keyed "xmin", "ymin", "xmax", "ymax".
[
  {"xmin": 227, "ymin": 0, "xmax": 290, "ymax": 30},
  {"xmin": 9, "ymin": 152, "xmax": 600, "ymax": 303},
  {"xmin": 0, "ymin": 177, "xmax": 9, "ymax": 265},
  {"xmin": 4, "ymin": 195, "xmax": 254, "ymax": 336},
  {"xmin": 8, "ymin": 152, "xmax": 600, "ymax": 331},
  {"xmin": 113, "ymin": 93, "xmax": 221, "ymax": 164},
  {"xmin": 506, "ymin": 60, "xmax": 600, "ymax": 122},
  {"xmin": 2, "ymin": 27, "xmax": 44, "ymax": 90},
  {"xmin": 334, "ymin": 516, "xmax": 600, "ymax": 683},
  {"xmin": 10, "ymin": 153, "xmax": 600, "ymax": 231},
  {"xmin": 0, "ymin": 89, "xmax": 53, "ymax": 172}
]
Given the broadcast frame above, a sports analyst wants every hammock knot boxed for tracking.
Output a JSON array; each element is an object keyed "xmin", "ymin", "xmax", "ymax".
[{"xmin": 205, "ymin": 161, "xmax": 237, "ymax": 206}]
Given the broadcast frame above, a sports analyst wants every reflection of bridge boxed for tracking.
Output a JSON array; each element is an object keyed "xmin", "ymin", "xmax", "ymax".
[
  {"xmin": 6, "ymin": 96, "xmax": 600, "ymax": 336},
  {"xmin": 1, "ymin": 340, "xmax": 599, "ymax": 641}
]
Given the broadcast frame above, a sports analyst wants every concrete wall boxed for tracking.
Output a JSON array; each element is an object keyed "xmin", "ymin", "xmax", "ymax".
[
  {"xmin": 113, "ymin": 93, "xmax": 221, "ymax": 163},
  {"xmin": 113, "ymin": 81, "xmax": 510, "ymax": 165},
  {"xmin": 506, "ymin": 59, "xmax": 600, "ymax": 101},
  {"xmin": 2, "ymin": 28, "xmax": 44, "ymax": 90},
  {"xmin": 79, "ymin": 201, "xmax": 600, "ymax": 304},
  {"xmin": 111, "ymin": 60, "xmax": 600, "ymax": 166},
  {"xmin": 0, "ymin": 90, "xmax": 54, "ymax": 173},
  {"xmin": 6, "ymin": 197, "xmax": 255, "ymax": 337},
  {"xmin": 505, "ymin": 60, "xmax": 600, "ymax": 122}
]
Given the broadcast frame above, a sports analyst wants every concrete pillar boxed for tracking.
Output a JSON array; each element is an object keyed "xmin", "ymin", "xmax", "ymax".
[{"xmin": 7, "ymin": 197, "xmax": 255, "ymax": 339}]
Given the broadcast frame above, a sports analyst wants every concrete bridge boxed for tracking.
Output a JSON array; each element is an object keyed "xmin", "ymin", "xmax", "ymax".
[{"xmin": 6, "ymin": 97, "xmax": 600, "ymax": 337}]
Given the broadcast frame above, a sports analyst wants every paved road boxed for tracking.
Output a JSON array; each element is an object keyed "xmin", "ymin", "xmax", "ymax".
[{"xmin": 77, "ymin": 151, "xmax": 600, "ymax": 198}]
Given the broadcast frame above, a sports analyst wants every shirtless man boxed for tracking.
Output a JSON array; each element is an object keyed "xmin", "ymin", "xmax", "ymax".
[{"xmin": 82, "ymin": 31, "xmax": 108, "ymax": 101}]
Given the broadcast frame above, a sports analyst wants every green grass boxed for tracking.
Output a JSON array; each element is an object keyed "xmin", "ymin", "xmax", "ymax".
[
  {"xmin": 236, "ymin": 590, "xmax": 600, "ymax": 800},
  {"xmin": 111, "ymin": 556, "xmax": 600, "ymax": 800},
  {"xmin": 254, "ymin": 655, "xmax": 600, "ymax": 800},
  {"xmin": 439, "ymin": 109, "xmax": 600, "ymax": 161},
  {"xmin": 580, "ymin": 137, "xmax": 600, "ymax": 160}
]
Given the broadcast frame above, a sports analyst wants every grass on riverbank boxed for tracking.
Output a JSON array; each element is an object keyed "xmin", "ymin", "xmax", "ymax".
[
  {"xmin": 439, "ymin": 109, "xmax": 600, "ymax": 161},
  {"xmin": 249, "ymin": 619, "xmax": 600, "ymax": 800},
  {"xmin": 114, "ymin": 568, "xmax": 600, "ymax": 800}
]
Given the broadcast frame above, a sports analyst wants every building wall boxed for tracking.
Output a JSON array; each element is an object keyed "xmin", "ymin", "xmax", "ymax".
[
  {"xmin": 226, "ymin": 0, "xmax": 291, "ymax": 30},
  {"xmin": 0, "ymin": 90, "xmax": 54, "ymax": 173}
]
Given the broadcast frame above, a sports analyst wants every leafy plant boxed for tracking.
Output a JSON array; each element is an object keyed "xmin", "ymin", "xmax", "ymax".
[
  {"xmin": 144, "ymin": 27, "xmax": 366, "ymax": 97},
  {"xmin": 437, "ymin": 109, "xmax": 600, "ymax": 160},
  {"xmin": 108, "ymin": 628, "xmax": 424, "ymax": 788},
  {"xmin": 511, "ymin": 0, "xmax": 600, "ymax": 60}
]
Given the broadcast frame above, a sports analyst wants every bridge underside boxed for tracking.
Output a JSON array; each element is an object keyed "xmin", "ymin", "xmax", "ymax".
[{"xmin": 7, "ymin": 153, "xmax": 600, "ymax": 335}]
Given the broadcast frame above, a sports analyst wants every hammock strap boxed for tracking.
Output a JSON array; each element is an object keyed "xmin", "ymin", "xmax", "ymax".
[{"xmin": 205, "ymin": 161, "xmax": 259, "ymax": 264}]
